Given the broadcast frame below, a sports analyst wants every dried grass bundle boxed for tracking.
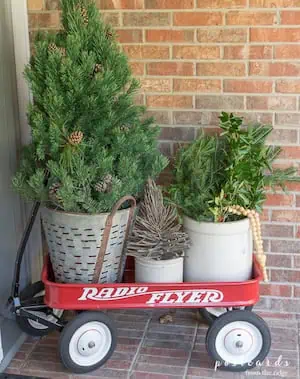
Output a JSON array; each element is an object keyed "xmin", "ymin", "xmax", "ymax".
[{"xmin": 127, "ymin": 179, "xmax": 190, "ymax": 260}]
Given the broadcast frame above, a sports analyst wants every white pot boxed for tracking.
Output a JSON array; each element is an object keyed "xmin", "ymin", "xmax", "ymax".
[
  {"xmin": 183, "ymin": 216, "xmax": 253, "ymax": 282},
  {"xmin": 135, "ymin": 256, "xmax": 183, "ymax": 283}
]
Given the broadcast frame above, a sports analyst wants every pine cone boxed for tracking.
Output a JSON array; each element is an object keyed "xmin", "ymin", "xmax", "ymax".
[
  {"xmin": 80, "ymin": 5, "xmax": 89, "ymax": 25},
  {"xmin": 68, "ymin": 131, "xmax": 83, "ymax": 145},
  {"xmin": 49, "ymin": 183, "xmax": 63, "ymax": 203},
  {"xmin": 106, "ymin": 29, "xmax": 113, "ymax": 39},
  {"xmin": 48, "ymin": 43, "xmax": 58, "ymax": 53},
  {"xmin": 49, "ymin": 182, "xmax": 60, "ymax": 196},
  {"xmin": 59, "ymin": 47, "xmax": 66, "ymax": 57},
  {"xmin": 48, "ymin": 43, "xmax": 66, "ymax": 57},
  {"xmin": 93, "ymin": 63, "xmax": 103, "ymax": 75},
  {"xmin": 103, "ymin": 174, "xmax": 113, "ymax": 184},
  {"xmin": 120, "ymin": 125, "xmax": 130, "ymax": 132},
  {"xmin": 94, "ymin": 175, "xmax": 113, "ymax": 193},
  {"xmin": 94, "ymin": 181, "xmax": 108, "ymax": 193}
]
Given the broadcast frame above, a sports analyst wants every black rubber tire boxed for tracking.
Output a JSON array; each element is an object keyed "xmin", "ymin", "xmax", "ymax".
[
  {"xmin": 206, "ymin": 310, "xmax": 271, "ymax": 372},
  {"xmin": 16, "ymin": 281, "xmax": 55, "ymax": 337},
  {"xmin": 59, "ymin": 311, "xmax": 117, "ymax": 374},
  {"xmin": 199, "ymin": 306, "xmax": 254, "ymax": 325}
]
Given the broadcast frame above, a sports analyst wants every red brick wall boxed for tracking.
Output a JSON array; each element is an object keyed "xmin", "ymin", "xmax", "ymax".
[{"xmin": 27, "ymin": 0, "xmax": 300, "ymax": 317}]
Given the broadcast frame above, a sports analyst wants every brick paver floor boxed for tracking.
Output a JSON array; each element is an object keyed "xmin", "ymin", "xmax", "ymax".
[{"xmin": 5, "ymin": 309, "xmax": 300, "ymax": 379}]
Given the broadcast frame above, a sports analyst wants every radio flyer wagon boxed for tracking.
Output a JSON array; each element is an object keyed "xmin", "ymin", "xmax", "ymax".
[{"xmin": 8, "ymin": 200, "xmax": 271, "ymax": 374}]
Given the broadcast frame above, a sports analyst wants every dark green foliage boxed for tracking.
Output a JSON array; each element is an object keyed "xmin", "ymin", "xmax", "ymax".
[
  {"xmin": 169, "ymin": 113, "xmax": 298, "ymax": 222},
  {"xmin": 13, "ymin": 0, "xmax": 167, "ymax": 213},
  {"xmin": 168, "ymin": 135, "xmax": 226, "ymax": 222}
]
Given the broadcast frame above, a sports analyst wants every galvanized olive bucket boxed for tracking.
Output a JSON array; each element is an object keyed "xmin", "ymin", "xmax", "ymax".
[{"xmin": 42, "ymin": 196, "xmax": 136, "ymax": 284}]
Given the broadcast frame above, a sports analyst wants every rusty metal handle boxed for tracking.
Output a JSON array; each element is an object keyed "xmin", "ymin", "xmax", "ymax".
[
  {"xmin": 93, "ymin": 196, "xmax": 137, "ymax": 283},
  {"xmin": 105, "ymin": 196, "xmax": 136, "ymax": 227}
]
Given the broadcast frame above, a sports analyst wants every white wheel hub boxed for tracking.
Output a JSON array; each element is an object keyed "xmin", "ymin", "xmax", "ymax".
[
  {"xmin": 27, "ymin": 291, "xmax": 63, "ymax": 330},
  {"xmin": 77, "ymin": 330, "xmax": 102, "ymax": 356},
  {"xmin": 28, "ymin": 309, "xmax": 63, "ymax": 330},
  {"xmin": 215, "ymin": 321, "xmax": 263, "ymax": 365},
  {"xmin": 69, "ymin": 321, "xmax": 112, "ymax": 367}
]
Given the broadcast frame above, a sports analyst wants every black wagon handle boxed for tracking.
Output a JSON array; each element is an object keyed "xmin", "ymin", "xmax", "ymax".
[
  {"xmin": 11, "ymin": 170, "xmax": 50, "ymax": 301},
  {"xmin": 93, "ymin": 196, "xmax": 137, "ymax": 283}
]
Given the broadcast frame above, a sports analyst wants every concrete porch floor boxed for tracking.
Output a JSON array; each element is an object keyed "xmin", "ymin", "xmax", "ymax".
[{"xmin": 4, "ymin": 309, "xmax": 300, "ymax": 379}]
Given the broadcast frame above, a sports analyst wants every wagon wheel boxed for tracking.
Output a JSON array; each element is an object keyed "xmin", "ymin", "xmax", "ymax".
[
  {"xmin": 205, "ymin": 310, "xmax": 271, "ymax": 372},
  {"xmin": 199, "ymin": 306, "xmax": 253, "ymax": 325},
  {"xmin": 16, "ymin": 281, "xmax": 63, "ymax": 337},
  {"xmin": 59, "ymin": 311, "xmax": 117, "ymax": 374}
]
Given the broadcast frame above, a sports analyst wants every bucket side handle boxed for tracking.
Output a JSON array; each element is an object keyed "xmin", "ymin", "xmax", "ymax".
[{"xmin": 93, "ymin": 196, "xmax": 137, "ymax": 283}]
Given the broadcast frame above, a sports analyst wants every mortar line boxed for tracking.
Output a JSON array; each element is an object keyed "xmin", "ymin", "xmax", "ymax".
[
  {"xmin": 183, "ymin": 316, "xmax": 199, "ymax": 379},
  {"xmin": 119, "ymin": 11, "xmax": 123, "ymax": 27},
  {"xmin": 127, "ymin": 316, "xmax": 151, "ymax": 378},
  {"xmin": 19, "ymin": 338, "xmax": 39, "ymax": 370},
  {"xmin": 277, "ymin": 8, "xmax": 281, "ymax": 26}
]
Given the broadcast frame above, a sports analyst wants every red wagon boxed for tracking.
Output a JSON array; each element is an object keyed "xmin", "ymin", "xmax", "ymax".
[
  {"xmin": 42, "ymin": 255, "xmax": 262, "ymax": 311},
  {"xmin": 10, "ymin": 200, "xmax": 271, "ymax": 375},
  {"xmin": 13, "ymin": 255, "xmax": 271, "ymax": 374}
]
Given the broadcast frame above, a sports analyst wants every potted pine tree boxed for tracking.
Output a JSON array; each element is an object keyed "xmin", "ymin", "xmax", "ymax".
[{"xmin": 13, "ymin": 0, "xmax": 167, "ymax": 284}]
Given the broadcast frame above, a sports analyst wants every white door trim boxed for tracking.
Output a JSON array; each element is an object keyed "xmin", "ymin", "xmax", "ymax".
[
  {"xmin": 10, "ymin": 0, "xmax": 43, "ymax": 283},
  {"xmin": 11, "ymin": 0, "xmax": 31, "ymax": 145}
]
